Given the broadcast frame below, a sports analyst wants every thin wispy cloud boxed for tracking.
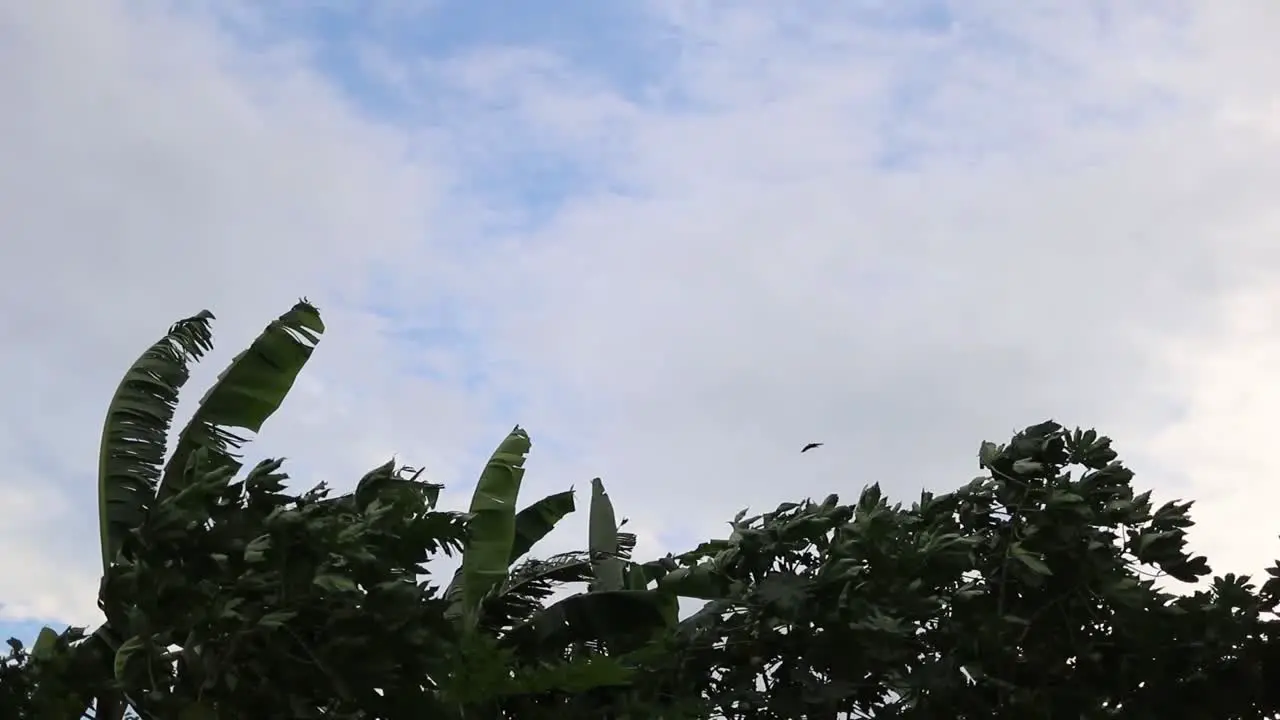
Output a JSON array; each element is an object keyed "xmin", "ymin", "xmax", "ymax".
[{"xmin": 3, "ymin": 1, "xmax": 1279, "ymax": 644}]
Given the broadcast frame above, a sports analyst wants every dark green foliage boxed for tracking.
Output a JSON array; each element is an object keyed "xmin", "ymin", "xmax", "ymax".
[
  {"xmin": 0, "ymin": 627, "xmax": 107, "ymax": 719},
  {"xmin": 101, "ymin": 453, "xmax": 469, "ymax": 718},
  {"xmin": 4, "ymin": 451, "xmax": 651, "ymax": 719},
  {"xmin": 6, "ymin": 302, "xmax": 662, "ymax": 719},
  {"xmin": 8, "ymin": 295, "xmax": 1280, "ymax": 718},
  {"xmin": 642, "ymin": 421, "xmax": 1280, "ymax": 718},
  {"xmin": 12, "ymin": 412, "xmax": 1280, "ymax": 718}
]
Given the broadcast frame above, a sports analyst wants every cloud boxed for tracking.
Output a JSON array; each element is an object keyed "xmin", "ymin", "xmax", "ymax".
[
  {"xmin": 4, "ymin": 0, "xmax": 1280, "ymax": 624},
  {"xmin": 0, "ymin": 0, "xmax": 489, "ymax": 621},
  {"xmin": 436, "ymin": 3, "xmax": 1280, "ymax": 565}
]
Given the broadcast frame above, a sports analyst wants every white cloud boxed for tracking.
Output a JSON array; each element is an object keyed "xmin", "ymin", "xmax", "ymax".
[
  {"xmin": 4, "ymin": 0, "xmax": 1280, "ymax": 624},
  {"xmin": 438, "ymin": 2, "xmax": 1280, "ymax": 569},
  {"xmin": 0, "ymin": 0, "xmax": 485, "ymax": 622},
  {"xmin": 1145, "ymin": 286, "xmax": 1280, "ymax": 580}
]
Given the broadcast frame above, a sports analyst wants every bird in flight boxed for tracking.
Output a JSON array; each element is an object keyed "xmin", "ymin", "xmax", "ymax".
[{"xmin": 801, "ymin": 442, "xmax": 823, "ymax": 453}]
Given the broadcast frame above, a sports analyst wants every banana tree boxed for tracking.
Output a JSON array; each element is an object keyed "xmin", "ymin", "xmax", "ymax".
[
  {"xmin": 496, "ymin": 479, "xmax": 680, "ymax": 659},
  {"xmin": 444, "ymin": 430, "xmax": 675, "ymax": 668},
  {"xmin": 85, "ymin": 300, "xmax": 325, "ymax": 719}
]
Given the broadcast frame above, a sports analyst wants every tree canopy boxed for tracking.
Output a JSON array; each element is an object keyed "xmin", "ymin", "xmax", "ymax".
[{"xmin": 3, "ymin": 302, "xmax": 1278, "ymax": 719}]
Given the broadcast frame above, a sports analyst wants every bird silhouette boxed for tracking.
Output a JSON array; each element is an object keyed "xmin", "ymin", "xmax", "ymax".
[{"xmin": 801, "ymin": 442, "xmax": 823, "ymax": 453}]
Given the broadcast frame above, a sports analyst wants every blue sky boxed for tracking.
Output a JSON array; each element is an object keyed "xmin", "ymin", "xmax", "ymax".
[
  {"xmin": 297, "ymin": 0, "xmax": 675, "ymax": 224},
  {"xmin": 1, "ymin": 620, "xmax": 53, "ymax": 654},
  {"xmin": 5, "ymin": 0, "xmax": 1280, "ymax": 637}
]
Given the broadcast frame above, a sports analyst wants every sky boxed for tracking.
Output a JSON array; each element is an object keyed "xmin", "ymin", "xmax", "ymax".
[{"xmin": 4, "ymin": 0, "xmax": 1280, "ymax": 646}]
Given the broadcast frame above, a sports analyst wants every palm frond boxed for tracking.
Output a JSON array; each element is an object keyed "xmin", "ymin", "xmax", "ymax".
[
  {"xmin": 450, "ymin": 426, "xmax": 531, "ymax": 627},
  {"xmin": 97, "ymin": 311, "xmax": 214, "ymax": 570},
  {"xmin": 158, "ymin": 300, "xmax": 323, "ymax": 501},
  {"xmin": 588, "ymin": 478, "xmax": 624, "ymax": 592},
  {"xmin": 501, "ymin": 589, "xmax": 672, "ymax": 658},
  {"xmin": 352, "ymin": 459, "xmax": 443, "ymax": 512},
  {"xmin": 480, "ymin": 552, "xmax": 593, "ymax": 632},
  {"xmin": 509, "ymin": 490, "xmax": 576, "ymax": 565}
]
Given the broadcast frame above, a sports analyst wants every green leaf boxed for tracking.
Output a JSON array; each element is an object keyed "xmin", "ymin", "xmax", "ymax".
[
  {"xmin": 625, "ymin": 564, "xmax": 651, "ymax": 591},
  {"xmin": 589, "ymin": 478, "xmax": 625, "ymax": 592},
  {"xmin": 1012, "ymin": 546, "xmax": 1053, "ymax": 576},
  {"xmin": 158, "ymin": 300, "xmax": 324, "ymax": 502},
  {"xmin": 113, "ymin": 635, "xmax": 146, "ymax": 682},
  {"xmin": 1105, "ymin": 499, "xmax": 1136, "ymax": 515},
  {"xmin": 243, "ymin": 533, "xmax": 272, "ymax": 563},
  {"xmin": 755, "ymin": 571, "xmax": 811, "ymax": 612},
  {"xmin": 30, "ymin": 626, "xmax": 59, "ymax": 660},
  {"xmin": 507, "ymin": 654, "xmax": 635, "ymax": 696},
  {"xmin": 978, "ymin": 441, "xmax": 1001, "ymax": 468},
  {"xmin": 452, "ymin": 426, "xmax": 532, "ymax": 627},
  {"xmin": 503, "ymin": 589, "xmax": 670, "ymax": 656},
  {"xmin": 657, "ymin": 564, "xmax": 727, "ymax": 600},
  {"xmin": 97, "ymin": 310, "xmax": 214, "ymax": 570},
  {"xmin": 220, "ymin": 598, "xmax": 245, "ymax": 620},
  {"xmin": 258, "ymin": 610, "xmax": 298, "ymax": 628},
  {"xmin": 1048, "ymin": 490, "xmax": 1085, "ymax": 506},
  {"xmin": 481, "ymin": 554, "xmax": 595, "ymax": 630},
  {"xmin": 1011, "ymin": 459, "xmax": 1044, "ymax": 475},
  {"xmin": 313, "ymin": 574, "xmax": 358, "ymax": 593},
  {"xmin": 509, "ymin": 489, "xmax": 576, "ymax": 565},
  {"xmin": 858, "ymin": 483, "xmax": 883, "ymax": 511}
]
